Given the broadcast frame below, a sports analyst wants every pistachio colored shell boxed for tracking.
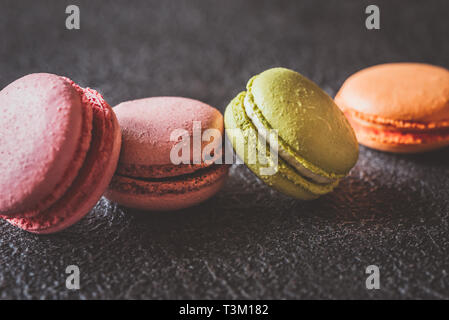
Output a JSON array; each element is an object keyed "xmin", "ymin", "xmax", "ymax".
[
  {"xmin": 224, "ymin": 92, "xmax": 339, "ymax": 200},
  {"xmin": 248, "ymin": 67, "xmax": 358, "ymax": 175}
]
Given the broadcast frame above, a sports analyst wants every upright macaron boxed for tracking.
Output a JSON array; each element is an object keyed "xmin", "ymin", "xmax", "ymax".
[
  {"xmin": 335, "ymin": 63, "xmax": 449, "ymax": 153},
  {"xmin": 0, "ymin": 73, "xmax": 121, "ymax": 234},
  {"xmin": 224, "ymin": 67, "xmax": 359, "ymax": 200},
  {"xmin": 105, "ymin": 97, "xmax": 229, "ymax": 211}
]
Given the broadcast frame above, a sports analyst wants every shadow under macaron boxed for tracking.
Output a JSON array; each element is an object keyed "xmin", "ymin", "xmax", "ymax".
[
  {"xmin": 108, "ymin": 158, "xmax": 436, "ymax": 237},
  {"xmin": 393, "ymin": 146, "xmax": 449, "ymax": 168}
]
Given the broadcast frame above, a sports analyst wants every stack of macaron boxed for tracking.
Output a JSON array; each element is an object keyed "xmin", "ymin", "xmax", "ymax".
[{"xmin": 1, "ymin": 62, "xmax": 448, "ymax": 234}]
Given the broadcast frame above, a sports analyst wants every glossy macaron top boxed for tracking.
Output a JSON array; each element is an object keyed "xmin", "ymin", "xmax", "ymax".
[
  {"xmin": 246, "ymin": 67, "xmax": 359, "ymax": 176},
  {"xmin": 0, "ymin": 73, "xmax": 90, "ymax": 215},
  {"xmin": 335, "ymin": 63, "xmax": 449, "ymax": 124},
  {"xmin": 113, "ymin": 97, "xmax": 224, "ymax": 177}
]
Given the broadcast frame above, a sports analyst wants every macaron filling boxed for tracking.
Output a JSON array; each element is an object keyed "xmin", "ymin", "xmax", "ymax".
[
  {"xmin": 243, "ymin": 92, "xmax": 335, "ymax": 185},
  {"xmin": 110, "ymin": 164, "xmax": 229, "ymax": 196},
  {"xmin": 344, "ymin": 109, "xmax": 449, "ymax": 145},
  {"xmin": 116, "ymin": 149, "xmax": 223, "ymax": 179}
]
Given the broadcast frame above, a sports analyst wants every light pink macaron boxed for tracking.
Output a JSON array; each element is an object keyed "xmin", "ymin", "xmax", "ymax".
[
  {"xmin": 105, "ymin": 97, "xmax": 229, "ymax": 211},
  {"xmin": 0, "ymin": 73, "xmax": 121, "ymax": 234}
]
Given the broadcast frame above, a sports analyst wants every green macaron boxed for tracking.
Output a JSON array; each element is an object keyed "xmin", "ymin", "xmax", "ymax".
[{"xmin": 224, "ymin": 67, "xmax": 359, "ymax": 199}]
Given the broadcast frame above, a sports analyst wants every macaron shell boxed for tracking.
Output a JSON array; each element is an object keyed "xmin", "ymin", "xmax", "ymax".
[
  {"xmin": 5, "ymin": 88, "xmax": 121, "ymax": 234},
  {"xmin": 224, "ymin": 92, "xmax": 338, "ymax": 200},
  {"xmin": 355, "ymin": 134, "xmax": 449, "ymax": 153},
  {"xmin": 0, "ymin": 74, "xmax": 90, "ymax": 216},
  {"xmin": 113, "ymin": 97, "xmax": 224, "ymax": 167},
  {"xmin": 105, "ymin": 165, "xmax": 229, "ymax": 211},
  {"xmin": 248, "ymin": 68, "xmax": 359, "ymax": 176},
  {"xmin": 335, "ymin": 63, "xmax": 449, "ymax": 123}
]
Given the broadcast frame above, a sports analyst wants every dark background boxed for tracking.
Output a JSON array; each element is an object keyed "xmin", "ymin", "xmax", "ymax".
[{"xmin": 1, "ymin": 0, "xmax": 448, "ymax": 299}]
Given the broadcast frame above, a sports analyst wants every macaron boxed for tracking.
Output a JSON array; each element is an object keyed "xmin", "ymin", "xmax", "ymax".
[
  {"xmin": 105, "ymin": 97, "xmax": 229, "ymax": 211},
  {"xmin": 224, "ymin": 67, "xmax": 359, "ymax": 200},
  {"xmin": 335, "ymin": 63, "xmax": 449, "ymax": 153},
  {"xmin": 0, "ymin": 73, "xmax": 121, "ymax": 234}
]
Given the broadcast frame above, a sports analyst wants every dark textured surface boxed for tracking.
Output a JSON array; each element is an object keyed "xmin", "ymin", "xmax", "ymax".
[{"xmin": 1, "ymin": 0, "xmax": 449, "ymax": 299}]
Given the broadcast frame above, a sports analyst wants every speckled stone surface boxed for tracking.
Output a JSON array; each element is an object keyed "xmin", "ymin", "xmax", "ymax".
[{"xmin": 1, "ymin": 0, "xmax": 448, "ymax": 299}]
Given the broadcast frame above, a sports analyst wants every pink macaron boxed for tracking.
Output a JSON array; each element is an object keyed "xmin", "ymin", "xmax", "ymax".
[
  {"xmin": 105, "ymin": 97, "xmax": 229, "ymax": 211},
  {"xmin": 0, "ymin": 73, "xmax": 121, "ymax": 234}
]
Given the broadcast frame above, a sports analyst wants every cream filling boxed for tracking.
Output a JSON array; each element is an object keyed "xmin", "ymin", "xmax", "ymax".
[{"xmin": 244, "ymin": 94, "xmax": 334, "ymax": 185}]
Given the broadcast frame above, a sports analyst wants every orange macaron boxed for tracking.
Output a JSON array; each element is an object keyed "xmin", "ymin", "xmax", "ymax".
[{"xmin": 335, "ymin": 63, "xmax": 449, "ymax": 153}]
